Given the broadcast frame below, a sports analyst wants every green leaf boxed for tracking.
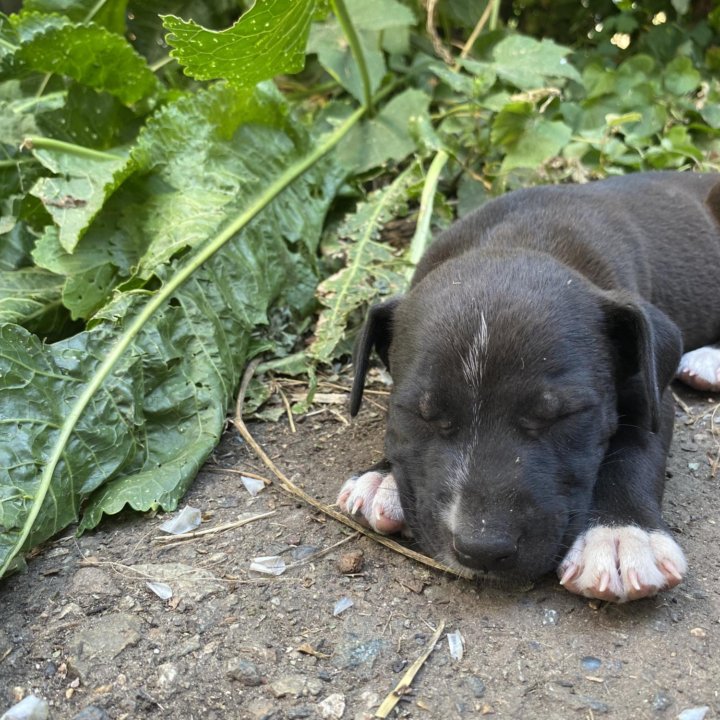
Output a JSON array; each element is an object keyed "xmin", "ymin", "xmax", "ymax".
[
  {"xmin": 22, "ymin": 0, "xmax": 129, "ymax": 33},
  {"xmin": 492, "ymin": 35, "xmax": 581, "ymax": 90},
  {"xmin": 28, "ymin": 141, "xmax": 133, "ymax": 253},
  {"xmin": 1, "ymin": 12, "xmax": 160, "ymax": 106},
  {"xmin": 663, "ymin": 55, "xmax": 700, "ymax": 96},
  {"xmin": 0, "ymin": 97, "xmax": 353, "ymax": 576},
  {"xmin": 492, "ymin": 103, "xmax": 572, "ymax": 172},
  {"xmin": 0, "ymin": 267, "xmax": 62, "ymax": 326},
  {"xmin": 343, "ymin": 0, "xmax": 415, "ymax": 31},
  {"xmin": 307, "ymin": 20, "xmax": 385, "ymax": 104},
  {"xmin": 163, "ymin": 0, "xmax": 317, "ymax": 85},
  {"xmin": 338, "ymin": 88, "xmax": 431, "ymax": 173},
  {"xmin": 309, "ymin": 162, "xmax": 419, "ymax": 363}
]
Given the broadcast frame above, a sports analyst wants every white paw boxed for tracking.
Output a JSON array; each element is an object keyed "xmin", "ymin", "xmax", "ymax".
[
  {"xmin": 337, "ymin": 471, "xmax": 405, "ymax": 535},
  {"xmin": 558, "ymin": 526, "xmax": 687, "ymax": 603},
  {"xmin": 677, "ymin": 346, "xmax": 720, "ymax": 392}
]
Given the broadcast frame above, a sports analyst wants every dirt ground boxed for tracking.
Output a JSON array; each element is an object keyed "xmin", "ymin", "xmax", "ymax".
[{"xmin": 1, "ymin": 378, "xmax": 719, "ymax": 720}]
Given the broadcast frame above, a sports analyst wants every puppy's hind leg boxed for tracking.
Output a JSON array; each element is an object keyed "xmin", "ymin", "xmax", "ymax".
[{"xmin": 676, "ymin": 344, "xmax": 720, "ymax": 392}]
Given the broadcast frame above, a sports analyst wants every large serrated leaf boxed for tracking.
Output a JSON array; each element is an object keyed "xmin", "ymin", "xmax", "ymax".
[
  {"xmin": 163, "ymin": 0, "xmax": 317, "ymax": 86},
  {"xmin": 0, "ymin": 93, "xmax": 356, "ymax": 578},
  {"xmin": 1, "ymin": 11, "xmax": 160, "ymax": 105},
  {"xmin": 309, "ymin": 162, "xmax": 419, "ymax": 363}
]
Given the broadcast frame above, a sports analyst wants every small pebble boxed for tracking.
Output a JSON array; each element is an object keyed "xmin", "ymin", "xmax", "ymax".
[
  {"xmin": 581, "ymin": 656, "xmax": 601, "ymax": 671},
  {"xmin": 392, "ymin": 659, "xmax": 407, "ymax": 673},
  {"xmin": 652, "ymin": 691, "xmax": 672, "ymax": 711},
  {"xmin": 542, "ymin": 609, "xmax": 559, "ymax": 626},
  {"xmin": 226, "ymin": 658, "xmax": 263, "ymax": 686},
  {"xmin": 687, "ymin": 462, "xmax": 700, "ymax": 471},
  {"xmin": 0, "ymin": 696, "xmax": 49, "ymax": 720},
  {"xmin": 318, "ymin": 693, "xmax": 345, "ymax": 720},
  {"xmin": 466, "ymin": 676, "xmax": 486, "ymax": 698}
]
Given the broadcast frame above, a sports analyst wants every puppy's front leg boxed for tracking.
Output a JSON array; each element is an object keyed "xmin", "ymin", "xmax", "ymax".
[
  {"xmin": 337, "ymin": 460, "xmax": 406, "ymax": 535},
  {"xmin": 559, "ymin": 396, "xmax": 687, "ymax": 603}
]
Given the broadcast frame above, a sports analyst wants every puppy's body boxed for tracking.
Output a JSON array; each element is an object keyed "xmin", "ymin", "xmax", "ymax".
[{"xmin": 340, "ymin": 172, "xmax": 720, "ymax": 602}]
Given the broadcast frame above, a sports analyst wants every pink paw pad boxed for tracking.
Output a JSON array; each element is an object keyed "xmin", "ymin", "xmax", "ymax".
[
  {"xmin": 337, "ymin": 471, "xmax": 405, "ymax": 535},
  {"xmin": 558, "ymin": 526, "xmax": 687, "ymax": 603},
  {"xmin": 677, "ymin": 346, "xmax": 720, "ymax": 392}
]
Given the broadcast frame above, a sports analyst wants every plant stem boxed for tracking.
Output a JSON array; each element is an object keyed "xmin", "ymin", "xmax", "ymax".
[
  {"xmin": 408, "ymin": 149, "xmax": 449, "ymax": 269},
  {"xmin": 0, "ymin": 103, "xmax": 368, "ymax": 579},
  {"xmin": 330, "ymin": 0, "xmax": 374, "ymax": 115},
  {"xmin": 489, "ymin": 0, "xmax": 501, "ymax": 31},
  {"xmin": 84, "ymin": 0, "xmax": 108, "ymax": 23},
  {"xmin": 22, "ymin": 136, "xmax": 124, "ymax": 162}
]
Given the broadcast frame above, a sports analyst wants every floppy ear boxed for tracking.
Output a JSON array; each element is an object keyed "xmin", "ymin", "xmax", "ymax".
[
  {"xmin": 704, "ymin": 179, "xmax": 720, "ymax": 224},
  {"xmin": 602, "ymin": 292, "xmax": 682, "ymax": 433},
  {"xmin": 350, "ymin": 298, "xmax": 400, "ymax": 417}
]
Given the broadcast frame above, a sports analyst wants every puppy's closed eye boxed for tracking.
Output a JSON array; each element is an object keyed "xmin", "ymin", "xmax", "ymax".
[{"xmin": 518, "ymin": 389, "xmax": 596, "ymax": 435}]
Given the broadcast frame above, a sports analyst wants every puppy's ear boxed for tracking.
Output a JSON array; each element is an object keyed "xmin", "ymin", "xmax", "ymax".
[
  {"xmin": 704, "ymin": 179, "xmax": 720, "ymax": 224},
  {"xmin": 602, "ymin": 292, "xmax": 682, "ymax": 433},
  {"xmin": 350, "ymin": 298, "xmax": 400, "ymax": 417}
]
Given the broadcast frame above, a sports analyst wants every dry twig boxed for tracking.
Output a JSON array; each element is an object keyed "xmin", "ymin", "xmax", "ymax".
[
  {"xmin": 233, "ymin": 361, "xmax": 462, "ymax": 577},
  {"xmin": 374, "ymin": 620, "xmax": 446, "ymax": 718}
]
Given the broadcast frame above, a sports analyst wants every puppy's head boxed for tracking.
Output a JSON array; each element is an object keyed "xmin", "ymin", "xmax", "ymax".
[{"xmin": 351, "ymin": 252, "xmax": 681, "ymax": 583}]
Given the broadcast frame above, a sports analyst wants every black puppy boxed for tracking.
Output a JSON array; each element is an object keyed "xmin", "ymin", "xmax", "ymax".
[{"xmin": 338, "ymin": 171, "xmax": 720, "ymax": 603}]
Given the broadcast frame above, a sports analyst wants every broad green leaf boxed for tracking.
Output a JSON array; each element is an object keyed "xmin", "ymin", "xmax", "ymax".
[
  {"xmin": 307, "ymin": 21, "xmax": 385, "ymax": 104},
  {"xmin": 344, "ymin": 0, "xmax": 415, "ymax": 31},
  {"xmin": 1, "ymin": 12, "xmax": 160, "ymax": 106},
  {"xmin": 0, "ymin": 267, "xmax": 62, "ymax": 325},
  {"xmin": 35, "ymin": 84, "xmax": 139, "ymax": 150},
  {"xmin": 0, "ymin": 98, "xmax": 349, "ymax": 576},
  {"xmin": 663, "ymin": 55, "xmax": 700, "ymax": 96},
  {"xmin": 32, "ymin": 222, "xmax": 135, "ymax": 320},
  {"xmin": 22, "ymin": 0, "xmax": 128, "ymax": 33},
  {"xmin": 309, "ymin": 162, "xmax": 419, "ymax": 362},
  {"xmin": 492, "ymin": 35, "xmax": 581, "ymax": 90},
  {"xmin": 29, "ymin": 143, "xmax": 133, "ymax": 253},
  {"xmin": 492, "ymin": 103, "xmax": 572, "ymax": 172},
  {"xmin": 338, "ymin": 88, "xmax": 431, "ymax": 173},
  {"xmin": 163, "ymin": 0, "xmax": 316, "ymax": 85}
]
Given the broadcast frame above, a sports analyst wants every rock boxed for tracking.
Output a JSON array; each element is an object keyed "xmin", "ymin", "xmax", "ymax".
[
  {"xmin": 542, "ymin": 609, "xmax": 559, "ymax": 626},
  {"xmin": 71, "ymin": 707, "xmax": 110, "ymax": 720},
  {"xmin": 0, "ymin": 695, "xmax": 49, "ymax": 720},
  {"xmin": 287, "ymin": 708, "xmax": 313, "ymax": 719},
  {"xmin": 270, "ymin": 674, "xmax": 307, "ymax": 698},
  {"xmin": 652, "ymin": 691, "xmax": 672, "ymax": 711},
  {"xmin": 466, "ymin": 676, "xmax": 486, "ymax": 698},
  {"xmin": 156, "ymin": 663, "xmax": 179, "ymax": 691},
  {"xmin": 67, "ymin": 612, "xmax": 143, "ymax": 679},
  {"xmin": 226, "ymin": 658, "xmax": 263, "ymax": 686},
  {"xmin": 319, "ymin": 693, "xmax": 346, "ymax": 719},
  {"xmin": 247, "ymin": 699, "xmax": 278, "ymax": 720},
  {"xmin": 336, "ymin": 638, "xmax": 383, "ymax": 670}
]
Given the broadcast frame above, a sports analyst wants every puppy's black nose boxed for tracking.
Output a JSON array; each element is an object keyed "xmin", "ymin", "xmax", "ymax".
[{"xmin": 453, "ymin": 533, "xmax": 518, "ymax": 572}]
